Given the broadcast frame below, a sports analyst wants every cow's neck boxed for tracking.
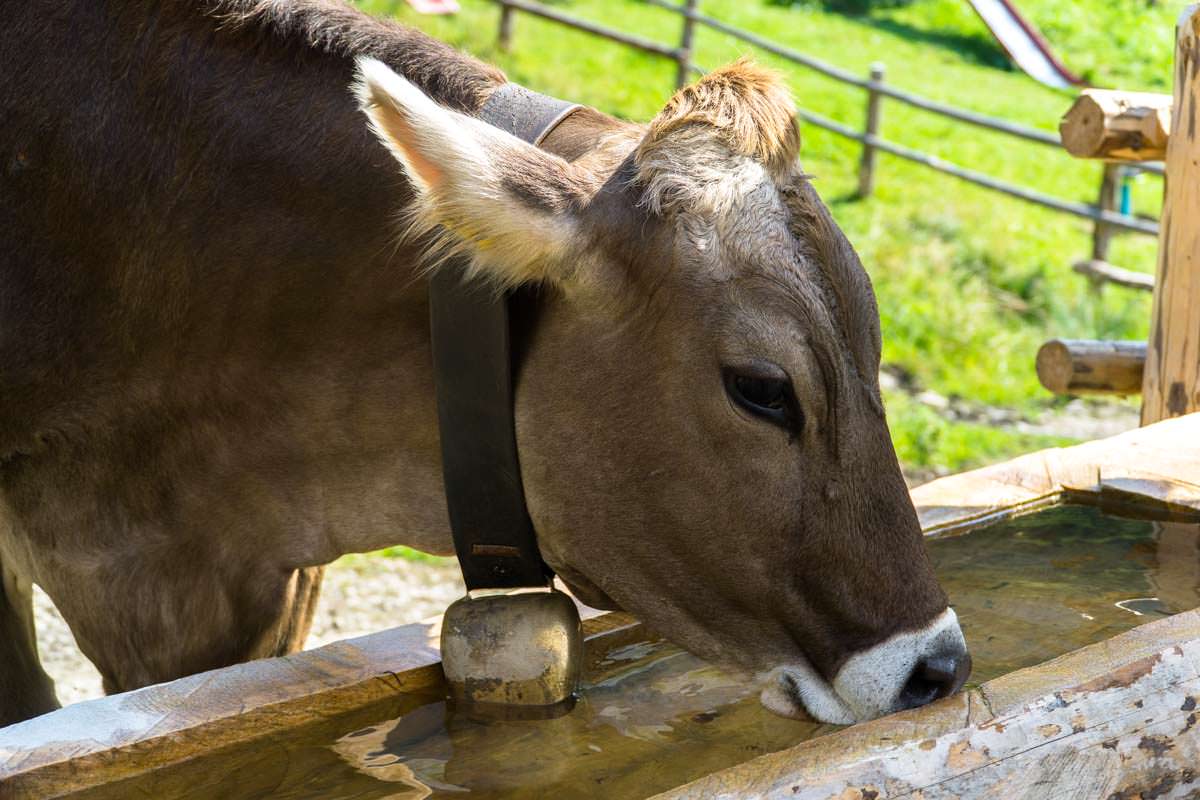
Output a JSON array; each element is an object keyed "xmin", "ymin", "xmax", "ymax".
[{"xmin": 0, "ymin": 1, "xmax": 631, "ymax": 578}]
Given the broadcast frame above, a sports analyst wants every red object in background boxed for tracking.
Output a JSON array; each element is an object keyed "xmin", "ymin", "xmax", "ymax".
[{"xmin": 406, "ymin": 0, "xmax": 460, "ymax": 14}]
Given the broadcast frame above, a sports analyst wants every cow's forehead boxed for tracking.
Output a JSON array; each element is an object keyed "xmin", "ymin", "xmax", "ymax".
[{"xmin": 702, "ymin": 172, "xmax": 881, "ymax": 394}]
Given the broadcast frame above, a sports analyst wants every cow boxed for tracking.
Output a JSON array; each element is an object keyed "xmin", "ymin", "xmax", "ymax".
[{"xmin": 0, "ymin": 0, "xmax": 968, "ymax": 727}]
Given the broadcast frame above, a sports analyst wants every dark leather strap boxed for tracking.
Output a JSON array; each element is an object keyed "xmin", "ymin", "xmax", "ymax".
[
  {"xmin": 429, "ymin": 85, "xmax": 581, "ymax": 591},
  {"xmin": 478, "ymin": 83, "xmax": 582, "ymax": 146}
]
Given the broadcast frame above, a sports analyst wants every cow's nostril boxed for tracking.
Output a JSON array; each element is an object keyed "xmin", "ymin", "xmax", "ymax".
[{"xmin": 897, "ymin": 653, "xmax": 972, "ymax": 711}]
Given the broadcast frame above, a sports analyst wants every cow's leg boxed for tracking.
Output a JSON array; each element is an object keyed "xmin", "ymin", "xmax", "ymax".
[
  {"xmin": 0, "ymin": 564, "xmax": 59, "ymax": 724},
  {"xmin": 56, "ymin": 562, "xmax": 326, "ymax": 697},
  {"xmin": 265, "ymin": 564, "xmax": 325, "ymax": 657}
]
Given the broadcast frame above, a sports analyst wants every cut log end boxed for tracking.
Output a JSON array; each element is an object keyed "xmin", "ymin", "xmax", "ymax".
[
  {"xmin": 1036, "ymin": 339, "xmax": 1146, "ymax": 396},
  {"xmin": 1059, "ymin": 94, "xmax": 1108, "ymax": 158},
  {"xmin": 1060, "ymin": 89, "xmax": 1172, "ymax": 162}
]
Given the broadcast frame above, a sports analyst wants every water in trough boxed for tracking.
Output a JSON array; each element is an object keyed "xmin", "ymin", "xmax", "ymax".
[{"xmin": 78, "ymin": 502, "xmax": 1200, "ymax": 799}]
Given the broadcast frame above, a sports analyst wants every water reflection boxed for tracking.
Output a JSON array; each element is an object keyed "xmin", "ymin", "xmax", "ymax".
[
  {"xmin": 332, "ymin": 639, "xmax": 825, "ymax": 799},
  {"xmin": 930, "ymin": 504, "xmax": 1200, "ymax": 684}
]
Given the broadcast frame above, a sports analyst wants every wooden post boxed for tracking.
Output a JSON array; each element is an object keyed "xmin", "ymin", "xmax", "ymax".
[
  {"xmin": 675, "ymin": 0, "xmax": 699, "ymax": 90},
  {"xmin": 1143, "ymin": 5, "xmax": 1200, "ymax": 424},
  {"xmin": 1089, "ymin": 163, "xmax": 1120, "ymax": 267},
  {"xmin": 498, "ymin": 1, "xmax": 515, "ymax": 51},
  {"xmin": 857, "ymin": 63, "xmax": 885, "ymax": 198},
  {"xmin": 1035, "ymin": 339, "xmax": 1146, "ymax": 396}
]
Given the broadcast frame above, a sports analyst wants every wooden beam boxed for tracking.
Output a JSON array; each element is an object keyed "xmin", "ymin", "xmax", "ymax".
[
  {"xmin": 1036, "ymin": 339, "xmax": 1146, "ymax": 396},
  {"xmin": 0, "ymin": 609, "xmax": 635, "ymax": 799},
  {"xmin": 1073, "ymin": 258, "xmax": 1155, "ymax": 291},
  {"xmin": 1143, "ymin": 6, "xmax": 1200, "ymax": 425},
  {"xmin": 1060, "ymin": 88, "xmax": 1172, "ymax": 161},
  {"xmin": 658, "ymin": 612, "xmax": 1200, "ymax": 799}
]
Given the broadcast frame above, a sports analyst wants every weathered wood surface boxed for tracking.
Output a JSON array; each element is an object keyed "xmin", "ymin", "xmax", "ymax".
[
  {"xmin": 913, "ymin": 411, "xmax": 1200, "ymax": 534},
  {"xmin": 653, "ymin": 612, "xmax": 1200, "ymax": 799},
  {"xmin": 1143, "ymin": 5, "xmax": 1200, "ymax": 425},
  {"xmin": 1074, "ymin": 258, "xmax": 1156, "ymax": 291},
  {"xmin": 0, "ymin": 606, "xmax": 630, "ymax": 800},
  {"xmin": 856, "ymin": 63, "xmax": 885, "ymax": 198},
  {"xmin": 1060, "ymin": 88, "xmax": 1172, "ymax": 161},
  {"xmin": 1036, "ymin": 338, "xmax": 1146, "ymax": 396}
]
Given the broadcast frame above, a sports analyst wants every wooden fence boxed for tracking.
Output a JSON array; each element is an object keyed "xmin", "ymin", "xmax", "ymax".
[{"xmin": 494, "ymin": 0, "xmax": 1162, "ymax": 277}]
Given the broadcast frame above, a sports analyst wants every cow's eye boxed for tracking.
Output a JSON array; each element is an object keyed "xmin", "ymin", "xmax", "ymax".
[{"xmin": 723, "ymin": 368, "xmax": 800, "ymax": 431}]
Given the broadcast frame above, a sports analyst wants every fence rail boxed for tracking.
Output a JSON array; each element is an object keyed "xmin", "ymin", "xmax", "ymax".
[{"xmin": 493, "ymin": 0, "xmax": 1163, "ymax": 257}]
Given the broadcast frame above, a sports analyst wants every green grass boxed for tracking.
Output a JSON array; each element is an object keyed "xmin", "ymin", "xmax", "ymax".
[
  {"xmin": 376, "ymin": 545, "xmax": 455, "ymax": 563},
  {"xmin": 338, "ymin": 544, "xmax": 456, "ymax": 565},
  {"xmin": 359, "ymin": 0, "xmax": 1168, "ymax": 474}
]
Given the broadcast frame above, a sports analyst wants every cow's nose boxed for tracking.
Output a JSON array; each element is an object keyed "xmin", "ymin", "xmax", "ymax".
[{"xmin": 897, "ymin": 652, "xmax": 972, "ymax": 710}]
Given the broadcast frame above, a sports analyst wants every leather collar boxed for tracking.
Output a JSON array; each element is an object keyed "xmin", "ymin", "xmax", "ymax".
[{"xmin": 427, "ymin": 85, "xmax": 581, "ymax": 591}]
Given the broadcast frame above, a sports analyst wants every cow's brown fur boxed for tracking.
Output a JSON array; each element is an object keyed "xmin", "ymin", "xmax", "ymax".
[{"xmin": 0, "ymin": 1, "xmax": 956, "ymax": 726}]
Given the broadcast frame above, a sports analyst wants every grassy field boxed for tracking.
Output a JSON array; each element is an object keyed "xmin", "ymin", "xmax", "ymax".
[{"xmin": 359, "ymin": 0, "xmax": 1173, "ymax": 475}]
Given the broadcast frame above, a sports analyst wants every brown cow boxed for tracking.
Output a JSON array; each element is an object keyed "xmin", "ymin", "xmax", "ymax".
[{"xmin": 0, "ymin": 0, "xmax": 967, "ymax": 727}]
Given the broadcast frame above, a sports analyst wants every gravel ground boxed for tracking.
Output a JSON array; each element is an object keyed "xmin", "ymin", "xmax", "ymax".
[{"xmin": 33, "ymin": 557, "xmax": 465, "ymax": 708}]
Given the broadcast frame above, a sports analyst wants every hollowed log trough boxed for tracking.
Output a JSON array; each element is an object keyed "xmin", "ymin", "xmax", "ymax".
[{"xmin": 3, "ymin": 413, "xmax": 1200, "ymax": 799}]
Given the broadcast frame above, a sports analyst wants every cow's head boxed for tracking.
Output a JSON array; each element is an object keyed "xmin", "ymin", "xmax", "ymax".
[{"xmin": 356, "ymin": 58, "xmax": 969, "ymax": 724}]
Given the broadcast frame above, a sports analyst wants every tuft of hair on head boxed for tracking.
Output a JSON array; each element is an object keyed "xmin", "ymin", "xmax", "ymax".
[
  {"xmin": 633, "ymin": 60, "xmax": 800, "ymax": 219},
  {"xmin": 638, "ymin": 59, "xmax": 799, "ymax": 181}
]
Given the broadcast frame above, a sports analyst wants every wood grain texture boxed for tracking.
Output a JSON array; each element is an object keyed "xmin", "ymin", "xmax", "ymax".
[
  {"xmin": 1060, "ymin": 89, "xmax": 1172, "ymax": 161},
  {"xmin": 0, "ymin": 607, "xmax": 631, "ymax": 800},
  {"xmin": 1035, "ymin": 338, "xmax": 1146, "ymax": 395},
  {"xmin": 652, "ymin": 615, "xmax": 1200, "ymax": 800},
  {"xmin": 1144, "ymin": 5, "xmax": 1200, "ymax": 425},
  {"xmin": 912, "ymin": 412, "xmax": 1200, "ymax": 535}
]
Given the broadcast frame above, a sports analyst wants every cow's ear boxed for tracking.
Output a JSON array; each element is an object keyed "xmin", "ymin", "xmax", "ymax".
[{"xmin": 355, "ymin": 58, "xmax": 588, "ymax": 288}]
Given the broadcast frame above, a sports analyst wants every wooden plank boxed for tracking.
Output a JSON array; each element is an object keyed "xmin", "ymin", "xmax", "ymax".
[
  {"xmin": 1143, "ymin": 5, "xmax": 1200, "ymax": 425},
  {"xmin": 912, "ymin": 412, "xmax": 1200, "ymax": 532},
  {"xmin": 1060, "ymin": 89, "xmax": 1173, "ymax": 161},
  {"xmin": 1035, "ymin": 338, "xmax": 1145, "ymax": 395},
  {"xmin": 0, "ymin": 610, "xmax": 635, "ymax": 799},
  {"xmin": 651, "ymin": 613, "xmax": 1200, "ymax": 799}
]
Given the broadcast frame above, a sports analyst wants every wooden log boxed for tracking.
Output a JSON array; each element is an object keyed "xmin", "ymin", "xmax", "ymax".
[
  {"xmin": 1073, "ymin": 258, "xmax": 1155, "ymax": 291},
  {"xmin": 1060, "ymin": 88, "xmax": 1172, "ymax": 161},
  {"xmin": 1036, "ymin": 339, "xmax": 1146, "ymax": 396},
  {"xmin": 1143, "ymin": 5, "xmax": 1200, "ymax": 425}
]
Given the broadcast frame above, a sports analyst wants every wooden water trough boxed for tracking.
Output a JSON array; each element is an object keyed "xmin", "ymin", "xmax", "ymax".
[
  {"xmin": 8, "ymin": 6, "xmax": 1200, "ymax": 800},
  {"xmin": 3, "ymin": 413, "xmax": 1200, "ymax": 799}
]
